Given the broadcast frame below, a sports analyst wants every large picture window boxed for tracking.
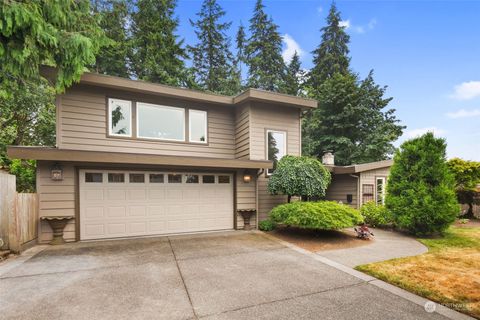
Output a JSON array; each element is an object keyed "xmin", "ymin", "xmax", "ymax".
[
  {"xmin": 137, "ymin": 102, "xmax": 185, "ymax": 141},
  {"xmin": 266, "ymin": 130, "xmax": 286, "ymax": 175},
  {"xmin": 189, "ymin": 110, "xmax": 207, "ymax": 143},
  {"xmin": 108, "ymin": 99, "xmax": 132, "ymax": 137}
]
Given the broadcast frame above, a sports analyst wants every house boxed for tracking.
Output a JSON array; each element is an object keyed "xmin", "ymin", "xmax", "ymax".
[
  {"xmin": 7, "ymin": 71, "xmax": 316, "ymax": 243},
  {"xmin": 322, "ymin": 152, "xmax": 393, "ymax": 209}
]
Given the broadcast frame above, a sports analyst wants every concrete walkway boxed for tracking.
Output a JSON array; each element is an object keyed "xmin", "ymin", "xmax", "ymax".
[{"xmin": 317, "ymin": 228, "xmax": 428, "ymax": 267}]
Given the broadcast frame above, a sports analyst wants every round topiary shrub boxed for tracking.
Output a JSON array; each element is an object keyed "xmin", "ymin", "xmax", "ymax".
[
  {"xmin": 360, "ymin": 201, "xmax": 393, "ymax": 227},
  {"xmin": 258, "ymin": 219, "xmax": 276, "ymax": 231},
  {"xmin": 269, "ymin": 201, "xmax": 363, "ymax": 230}
]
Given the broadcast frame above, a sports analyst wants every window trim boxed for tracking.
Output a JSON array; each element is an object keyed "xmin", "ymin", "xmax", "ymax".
[
  {"xmin": 188, "ymin": 109, "xmax": 208, "ymax": 143},
  {"xmin": 265, "ymin": 129, "xmax": 287, "ymax": 176},
  {"xmin": 136, "ymin": 102, "xmax": 186, "ymax": 142},
  {"xmin": 108, "ymin": 98, "xmax": 132, "ymax": 137}
]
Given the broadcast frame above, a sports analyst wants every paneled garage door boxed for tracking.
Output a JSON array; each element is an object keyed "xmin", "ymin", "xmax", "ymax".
[{"xmin": 79, "ymin": 170, "xmax": 234, "ymax": 240}]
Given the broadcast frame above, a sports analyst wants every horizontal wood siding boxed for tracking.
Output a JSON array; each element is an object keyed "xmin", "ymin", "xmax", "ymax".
[
  {"xmin": 235, "ymin": 104, "xmax": 250, "ymax": 159},
  {"xmin": 58, "ymin": 85, "xmax": 236, "ymax": 158},
  {"xmin": 359, "ymin": 167, "xmax": 391, "ymax": 207},
  {"xmin": 37, "ymin": 161, "xmax": 76, "ymax": 243},
  {"xmin": 325, "ymin": 174, "xmax": 358, "ymax": 208},
  {"xmin": 235, "ymin": 170, "xmax": 257, "ymax": 228},
  {"xmin": 249, "ymin": 103, "xmax": 301, "ymax": 220}
]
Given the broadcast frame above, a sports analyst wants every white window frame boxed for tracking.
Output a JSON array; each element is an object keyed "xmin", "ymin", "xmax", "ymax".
[
  {"xmin": 266, "ymin": 130, "xmax": 287, "ymax": 176},
  {"xmin": 108, "ymin": 98, "xmax": 132, "ymax": 137},
  {"xmin": 188, "ymin": 109, "xmax": 208, "ymax": 143},
  {"xmin": 376, "ymin": 177, "xmax": 386, "ymax": 205},
  {"xmin": 136, "ymin": 102, "xmax": 185, "ymax": 142}
]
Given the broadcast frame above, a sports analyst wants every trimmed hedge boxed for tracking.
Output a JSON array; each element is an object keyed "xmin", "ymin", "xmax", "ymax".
[
  {"xmin": 269, "ymin": 201, "xmax": 363, "ymax": 230},
  {"xmin": 360, "ymin": 201, "xmax": 393, "ymax": 227}
]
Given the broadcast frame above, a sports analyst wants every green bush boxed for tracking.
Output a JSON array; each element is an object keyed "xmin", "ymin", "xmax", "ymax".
[
  {"xmin": 258, "ymin": 219, "xmax": 276, "ymax": 231},
  {"xmin": 386, "ymin": 133, "xmax": 459, "ymax": 235},
  {"xmin": 269, "ymin": 201, "xmax": 363, "ymax": 230},
  {"xmin": 360, "ymin": 201, "xmax": 393, "ymax": 227}
]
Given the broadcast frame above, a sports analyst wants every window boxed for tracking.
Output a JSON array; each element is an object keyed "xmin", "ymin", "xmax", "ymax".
[
  {"xmin": 137, "ymin": 102, "xmax": 185, "ymax": 141},
  {"xmin": 85, "ymin": 172, "xmax": 103, "ymax": 183},
  {"xmin": 218, "ymin": 175, "xmax": 230, "ymax": 184},
  {"xmin": 376, "ymin": 177, "xmax": 386, "ymax": 205},
  {"xmin": 108, "ymin": 173, "xmax": 125, "ymax": 183},
  {"xmin": 202, "ymin": 175, "xmax": 215, "ymax": 184},
  {"xmin": 108, "ymin": 99, "xmax": 132, "ymax": 137},
  {"xmin": 189, "ymin": 110, "xmax": 207, "ymax": 143},
  {"xmin": 362, "ymin": 184, "xmax": 374, "ymax": 204},
  {"xmin": 129, "ymin": 173, "xmax": 145, "ymax": 183},
  {"xmin": 266, "ymin": 130, "xmax": 286, "ymax": 175},
  {"xmin": 149, "ymin": 174, "xmax": 164, "ymax": 183},
  {"xmin": 168, "ymin": 174, "xmax": 182, "ymax": 183},
  {"xmin": 185, "ymin": 174, "xmax": 199, "ymax": 183}
]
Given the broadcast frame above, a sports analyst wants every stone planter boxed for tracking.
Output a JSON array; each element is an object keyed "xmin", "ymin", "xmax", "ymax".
[
  {"xmin": 238, "ymin": 209, "xmax": 256, "ymax": 230},
  {"xmin": 41, "ymin": 216, "xmax": 74, "ymax": 245}
]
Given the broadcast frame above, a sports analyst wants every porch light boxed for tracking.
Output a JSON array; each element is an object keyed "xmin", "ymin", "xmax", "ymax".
[
  {"xmin": 50, "ymin": 163, "xmax": 63, "ymax": 181},
  {"xmin": 243, "ymin": 174, "xmax": 252, "ymax": 183}
]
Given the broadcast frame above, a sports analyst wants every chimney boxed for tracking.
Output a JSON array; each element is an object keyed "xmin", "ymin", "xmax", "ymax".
[{"xmin": 322, "ymin": 151, "xmax": 335, "ymax": 165}]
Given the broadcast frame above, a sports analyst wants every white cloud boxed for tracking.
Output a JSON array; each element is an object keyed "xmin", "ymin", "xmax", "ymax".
[
  {"xmin": 339, "ymin": 20, "xmax": 351, "ymax": 29},
  {"xmin": 340, "ymin": 19, "xmax": 376, "ymax": 34},
  {"xmin": 446, "ymin": 108, "xmax": 480, "ymax": 119},
  {"xmin": 405, "ymin": 127, "xmax": 446, "ymax": 138},
  {"xmin": 450, "ymin": 81, "xmax": 480, "ymax": 100},
  {"xmin": 282, "ymin": 34, "xmax": 304, "ymax": 63}
]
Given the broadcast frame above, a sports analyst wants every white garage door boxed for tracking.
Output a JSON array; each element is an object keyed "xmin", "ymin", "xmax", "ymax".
[{"xmin": 79, "ymin": 170, "xmax": 234, "ymax": 240}]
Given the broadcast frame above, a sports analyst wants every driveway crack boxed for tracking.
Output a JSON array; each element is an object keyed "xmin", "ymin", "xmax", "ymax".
[{"xmin": 168, "ymin": 237, "xmax": 198, "ymax": 320}]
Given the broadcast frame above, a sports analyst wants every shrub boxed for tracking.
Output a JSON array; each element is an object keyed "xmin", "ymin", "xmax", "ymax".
[
  {"xmin": 360, "ymin": 201, "xmax": 393, "ymax": 227},
  {"xmin": 447, "ymin": 158, "xmax": 480, "ymax": 218},
  {"xmin": 258, "ymin": 219, "xmax": 276, "ymax": 231},
  {"xmin": 386, "ymin": 133, "xmax": 459, "ymax": 235},
  {"xmin": 269, "ymin": 201, "xmax": 363, "ymax": 230},
  {"xmin": 267, "ymin": 155, "xmax": 331, "ymax": 202}
]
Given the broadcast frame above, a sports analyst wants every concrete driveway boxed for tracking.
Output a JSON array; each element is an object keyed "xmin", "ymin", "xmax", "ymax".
[{"xmin": 0, "ymin": 232, "xmax": 454, "ymax": 320}]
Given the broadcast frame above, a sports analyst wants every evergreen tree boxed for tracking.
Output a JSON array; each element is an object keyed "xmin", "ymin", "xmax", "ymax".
[
  {"xmin": 245, "ymin": 0, "xmax": 285, "ymax": 91},
  {"xmin": 92, "ymin": 0, "xmax": 131, "ymax": 78},
  {"xmin": 386, "ymin": 133, "xmax": 458, "ymax": 235},
  {"xmin": 309, "ymin": 2, "xmax": 350, "ymax": 92},
  {"xmin": 130, "ymin": 0, "xmax": 187, "ymax": 86},
  {"xmin": 281, "ymin": 51, "xmax": 304, "ymax": 96},
  {"xmin": 188, "ymin": 0, "xmax": 239, "ymax": 95},
  {"xmin": 235, "ymin": 23, "xmax": 247, "ymax": 79}
]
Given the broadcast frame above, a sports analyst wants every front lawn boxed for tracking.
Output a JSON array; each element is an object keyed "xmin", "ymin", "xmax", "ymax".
[{"xmin": 356, "ymin": 223, "xmax": 480, "ymax": 318}]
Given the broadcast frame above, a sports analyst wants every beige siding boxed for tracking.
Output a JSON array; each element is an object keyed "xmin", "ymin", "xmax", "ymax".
[
  {"xmin": 37, "ymin": 161, "xmax": 76, "ymax": 243},
  {"xmin": 359, "ymin": 167, "xmax": 390, "ymax": 207},
  {"xmin": 234, "ymin": 104, "xmax": 250, "ymax": 159},
  {"xmin": 325, "ymin": 174, "xmax": 358, "ymax": 208},
  {"xmin": 58, "ymin": 85, "xmax": 236, "ymax": 158},
  {"xmin": 249, "ymin": 103, "xmax": 301, "ymax": 220},
  {"xmin": 235, "ymin": 170, "xmax": 257, "ymax": 228}
]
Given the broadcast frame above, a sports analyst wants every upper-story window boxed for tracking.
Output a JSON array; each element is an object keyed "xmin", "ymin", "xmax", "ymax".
[
  {"xmin": 266, "ymin": 130, "xmax": 286, "ymax": 175},
  {"xmin": 189, "ymin": 110, "xmax": 207, "ymax": 143},
  {"xmin": 137, "ymin": 102, "xmax": 185, "ymax": 141},
  {"xmin": 108, "ymin": 99, "xmax": 132, "ymax": 137}
]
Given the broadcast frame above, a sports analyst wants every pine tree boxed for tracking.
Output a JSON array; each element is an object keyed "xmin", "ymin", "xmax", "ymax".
[
  {"xmin": 188, "ymin": 0, "xmax": 238, "ymax": 95},
  {"xmin": 235, "ymin": 23, "xmax": 247, "ymax": 78},
  {"xmin": 245, "ymin": 0, "xmax": 285, "ymax": 91},
  {"xmin": 92, "ymin": 0, "xmax": 131, "ymax": 78},
  {"xmin": 130, "ymin": 0, "xmax": 187, "ymax": 86},
  {"xmin": 281, "ymin": 51, "xmax": 304, "ymax": 96},
  {"xmin": 309, "ymin": 2, "xmax": 350, "ymax": 92}
]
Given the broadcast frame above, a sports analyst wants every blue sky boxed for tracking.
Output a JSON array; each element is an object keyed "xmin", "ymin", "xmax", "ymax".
[{"xmin": 175, "ymin": 0, "xmax": 480, "ymax": 160}]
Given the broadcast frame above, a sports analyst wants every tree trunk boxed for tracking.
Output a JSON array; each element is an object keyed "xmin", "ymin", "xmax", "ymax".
[{"xmin": 287, "ymin": 195, "xmax": 291, "ymax": 203}]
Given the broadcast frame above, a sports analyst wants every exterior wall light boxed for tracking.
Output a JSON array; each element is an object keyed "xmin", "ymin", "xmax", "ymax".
[
  {"xmin": 50, "ymin": 163, "xmax": 63, "ymax": 181},
  {"xmin": 243, "ymin": 174, "xmax": 252, "ymax": 183}
]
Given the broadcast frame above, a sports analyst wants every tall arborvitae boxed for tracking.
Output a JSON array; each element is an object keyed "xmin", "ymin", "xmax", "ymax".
[
  {"xmin": 245, "ymin": 0, "xmax": 285, "ymax": 91},
  {"xmin": 130, "ymin": 0, "xmax": 187, "ymax": 86},
  {"xmin": 281, "ymin": 51, "xmax": 304, "ymax": 96},
  {"xmin": 188, "ymin": 0, "xmax": 238, "ymax": 94},
  {"xmin": 308, "ymin": 2, "xmax": 350, "ymax": 92},
  {"xmin": 92, "ymin": 0, "xmax": 131, "ymax": 78}
]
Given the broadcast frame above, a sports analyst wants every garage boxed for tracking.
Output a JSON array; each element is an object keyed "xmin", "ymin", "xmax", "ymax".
[{"xmin": 79, "ymin": 170, "xmax": 234, "ymax": 240}]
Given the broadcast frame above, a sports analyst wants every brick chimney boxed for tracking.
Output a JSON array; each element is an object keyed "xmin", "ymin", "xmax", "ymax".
[{"xmin": 322, "ymin": 152, "xmax": 334, "ymax": 165}]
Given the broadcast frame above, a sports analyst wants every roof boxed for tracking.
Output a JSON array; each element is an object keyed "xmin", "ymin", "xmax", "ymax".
[
  {"xmin": 325, "ymin": 159, "xmax": 394, "ymax": 174},
  {"xmin": 42, "ymin": 67, "xmax": 317, "ymax": 110},
  {"xmin": 7, "ymin": 146, "xmax": 273, "ymax": 170}
]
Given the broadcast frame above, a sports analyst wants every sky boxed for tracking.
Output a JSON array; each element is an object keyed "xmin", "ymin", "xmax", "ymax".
[{"xmin": 175, "ymin": 0, "xmax": 480, "ymax": 161}]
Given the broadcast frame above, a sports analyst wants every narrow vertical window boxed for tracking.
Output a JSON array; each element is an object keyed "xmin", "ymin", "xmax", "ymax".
[
  {"xmin": 189, "ymin": 110, "xmax": 207, "ymax": 143},
  {"xmin": 362, "ymin": 184, "xmax": 374, "ymax": 204},
  {"xmin": 108, "ymin": 99, "xmax": 132, "ymax": 137},
  {"xmin": 376, "ymin": 177, "xmax": 386, "ymax": 205},
  {"xmin": 266, "ymin": 130, "xmax": 286, "ymax": 175}
]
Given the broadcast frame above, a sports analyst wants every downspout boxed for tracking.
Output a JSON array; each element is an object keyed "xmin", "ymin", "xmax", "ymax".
[
  {"xmin": 255, "ymin": 169, "xmax": 265, "ymax": 229},
  {"xmin": 349, "ymin": 174, "xmax": 360, "ymax": 209}
]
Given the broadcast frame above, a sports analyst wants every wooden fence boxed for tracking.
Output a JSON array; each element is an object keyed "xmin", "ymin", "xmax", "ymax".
[{"xmin": 0, "ymin": 171, "xmax": 38, "ymax": 253}]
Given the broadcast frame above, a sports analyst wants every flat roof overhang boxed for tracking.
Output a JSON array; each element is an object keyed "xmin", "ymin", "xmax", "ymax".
[
  {"xmin": 325, "ymin": 159, "xmax": 394, "ymax": 174},
  {"xmin": 7, "ymin": 147, "xmax": 273, "ymax": 170}
]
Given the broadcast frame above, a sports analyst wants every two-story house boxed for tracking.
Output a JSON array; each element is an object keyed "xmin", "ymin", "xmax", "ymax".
[{"xmin": 8, "ymin": 71, "xmax": 316, "ymax": 243}]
